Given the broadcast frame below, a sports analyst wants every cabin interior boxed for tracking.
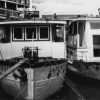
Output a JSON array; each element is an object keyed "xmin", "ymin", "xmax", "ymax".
[
  {"xmin": 0, "ymin": 21, "xmax": 66, "ymax": 60},
  {"xmin": 67, "ymin": 19, "xmax": 100, "ymax": 63}
]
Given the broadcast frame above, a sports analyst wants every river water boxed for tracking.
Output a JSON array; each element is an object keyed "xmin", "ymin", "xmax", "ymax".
[{"xmin": 1, "ymin": 70, "xmax": 100, "ymax": 100}]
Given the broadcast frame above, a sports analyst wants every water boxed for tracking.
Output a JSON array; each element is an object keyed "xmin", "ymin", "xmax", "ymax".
[
  {"xmin": 0, "ymin": 90, "xmax": 11, "ymax": 100},
  {"xmin": 0, "ymin": 84, "xmax": 77, "ymax": 100},
  {"xmin": 66, "ymin": 70, "xmax": 100, "ymax": 100},
  {"xmin": 1, "ymin": 70, "xmax": 100, "ymax": 100}
]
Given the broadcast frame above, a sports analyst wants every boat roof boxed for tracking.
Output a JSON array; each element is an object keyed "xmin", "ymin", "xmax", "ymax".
[
  {"xmin": 69, "ymin": 17, "xmax": 100, "ymax": 21},
  {"xmin": 0, "ymin": 19, "xmax": 66, "ymax": 25}
]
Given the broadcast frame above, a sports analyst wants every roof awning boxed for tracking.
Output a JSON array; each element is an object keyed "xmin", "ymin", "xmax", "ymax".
[{"xmin": 0, "ymin": 20, "xmax": 66, "ymax": 25}]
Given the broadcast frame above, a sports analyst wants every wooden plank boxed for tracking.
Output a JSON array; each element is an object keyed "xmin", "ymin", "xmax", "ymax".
[{"xmin": 0, "ymin": 58, "xmax": 28, "ymax": 80}]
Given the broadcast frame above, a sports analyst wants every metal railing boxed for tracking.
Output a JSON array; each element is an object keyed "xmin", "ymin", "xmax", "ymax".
[
  {"xmin": 0, "ymin": 8, "xmax": 19, "ymax": 18},
  {"xmin": 4, "ymin": 0, "xmax": 29, "ymax": 5},
  {"xmin": 7, "ymin": 10, "xmax": 18, "ymax": 17},
  {"xmin": 67, "ymin": 49, "xmax": 88, "ymax": 63},
  {"xmin": 7, "ymin": 0, "xmax": 16, "ymax": 2},
  {"xmin": 77, "ymin": 50, "xmax": 88, "ymax": 62},
  {"xmin": 0, "ymin": 8, "xmax": 5, "ymax": 15}
]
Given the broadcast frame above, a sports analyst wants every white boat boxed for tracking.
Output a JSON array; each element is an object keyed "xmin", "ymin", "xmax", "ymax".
[
  {"xmin": 0, "ymin": 18, "xmax": 67, "ymax": 100},
  {"xmin": 67, "ymin": 15, "xmax": 100, "ymax": 80}
]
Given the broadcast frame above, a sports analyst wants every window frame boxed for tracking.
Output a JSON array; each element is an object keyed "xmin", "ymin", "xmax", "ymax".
[
  {"xmin": 93, "ymin": 35, "xmax": 100, "ymax": 57},
  {"xmin": 55, "ymin": 25, "xmax": 64, "ymax": 42},
  {"xmin": 39, "ymin": 26, "xmax": 49, "ymax": 40},
  {"xmin": 67, "ymin": 22, "xmax": 77, "ymax": 46},
  {"xmin": 13, "ymin": 26, "xmax": 24, "ymax": 41},
  {"xmin": 78, "ymin": 21, "xmax": 85, "ymax": 48},
  {"xmin": 25, "ymin": 26, "xmax": 37, "ymax": 40},
  {"xmin": 0, "ymin": 27, "xmax": 4, "ymax": 40},
  {"xmin": 90, "ymin": 22, "xmax": 100, "ymax": 29}
]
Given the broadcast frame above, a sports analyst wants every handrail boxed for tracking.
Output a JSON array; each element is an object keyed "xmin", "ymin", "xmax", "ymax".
[
  {"xmin": 3, "ymin": 0, "xmax": 29, "ymax": 5},
  {"xmin": 0, "ymin": 8, "xmax": 6, "ymax": 16},
  {"xmin": 67, "ymin": 50, "xmax": 88, "ymax": 63},
  {"xmin": 76, "ymin": 50, "xmax": 88, "ymax": 62},
  {"xmin": 7, "ymin": 0, "xmax": 16, "ymax": 2},
  {"xmin": 0, "ymin": 8, "xmax": 19, "ymax": 17}
]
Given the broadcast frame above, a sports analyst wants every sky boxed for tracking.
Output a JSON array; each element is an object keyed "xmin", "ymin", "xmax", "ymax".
[{"xmin": 33, "ymin": 0, "xmax": 100, "ymax": 16}]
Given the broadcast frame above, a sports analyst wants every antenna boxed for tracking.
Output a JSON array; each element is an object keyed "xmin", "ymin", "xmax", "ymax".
[{"xmin": 33, "ymin": 0, "xmax": 37, "ymax": 11}]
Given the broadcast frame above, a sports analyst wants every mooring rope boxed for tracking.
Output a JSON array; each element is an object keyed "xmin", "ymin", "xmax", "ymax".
[
  {"xmin": 60, "ymin": 73, "xmax": 86, "ymax": 100},
  {"xmin": 13, "ymin": 57, "xmax": 86, "ymax": 100},
  {"xmin": 45, "ymin": 58, "xmax": 86, "ymax": 100},
  {"xmin": 12, "ymin": 58, "xmax": 51, "ymax": 100}
]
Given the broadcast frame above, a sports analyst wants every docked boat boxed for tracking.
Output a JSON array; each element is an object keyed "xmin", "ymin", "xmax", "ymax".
[
  {"xmin": 67, "ymin": 15, "xmax": 100, "ymax": 80},
  {"xmin": 0, "ymin": 17, "xmax": 67, "ymax": 100}
]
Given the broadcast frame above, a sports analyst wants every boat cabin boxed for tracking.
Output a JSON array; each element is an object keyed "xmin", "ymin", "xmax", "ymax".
[
  {"xmin": 0, "ymin": 19, "xmax": 66, "ymax": 60},
  {"xmin": 67, "ymin": 17, "xmax": 100, "ymax": 63}
]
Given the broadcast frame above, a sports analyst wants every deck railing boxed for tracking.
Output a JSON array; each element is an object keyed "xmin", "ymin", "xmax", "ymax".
[
  {"xmin": 0, "ymin": 8, "xmax": 19, "ymax": 18},
  {"xmin": 7, "ymin": 0, "xmax": 16, "ymax": 2},
  {"xmin": 0, "ymin": 8, "xmax": 5, "ymax": 16},
  {"xmin": 6, "ymin": 0, "xmax": 29, "ymax": 5}
]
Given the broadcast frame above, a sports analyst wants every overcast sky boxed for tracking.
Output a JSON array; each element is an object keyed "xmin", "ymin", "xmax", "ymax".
[{"xmin": 33, "ymin": 0, "xmax": 100, "ymax": 16}]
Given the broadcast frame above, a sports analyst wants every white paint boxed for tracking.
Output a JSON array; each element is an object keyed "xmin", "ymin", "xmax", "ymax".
[{"xmin": 0, "ymin": 41, "xmax": 66, "ymax": 60}]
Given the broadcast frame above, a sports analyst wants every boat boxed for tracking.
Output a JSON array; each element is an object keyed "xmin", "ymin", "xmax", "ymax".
[
  {"xmin": 67, "ymin": 15, "xmax": 100, "ymax": 80},
  {"xmin": 0, "ymin": 15, "xmax": 67, "ymax": 100}
]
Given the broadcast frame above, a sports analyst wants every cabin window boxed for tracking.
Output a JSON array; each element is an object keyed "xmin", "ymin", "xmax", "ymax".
[
  {"xmin": 25, "ymin": 26, "xmax": 37, "ymax": 40},
  {"xmin": 93, "ymin": 35, "xmax": 100, "ymax": 57},
  {"xmin": 13, "ymin": 27, "xmax": 24, "ymax": 40},
  {"xmin": 0, "ymin": 27, "xmax": 4, "ymax": 39},
  {"xmin": 67, "ymin": 22, "xmax": 77, "ymax": 46},
  {"xmin": 78, "ymin": 22, "xmax": 85, "ymax": 47},
  {"xmin": 0, "ymin": 27, "xmax": 4, "ymax": 42},
  {"xmin": 39, "ymin": 26, "xmax": 49, "ymax": 40},
  {"xmin": 91, "ymin": 22, "xmax": 100, "ymax": 29},
  {"xmin": 67, "ymin": 23, "xmax": 73, "ymax": 45},
  {"xmin": 0, "ymin": 26, "xmax": 10, "ymax": 43},
  {"xmin": 52, "ymin": 25, "xmax": 64, "ymax": 42}
]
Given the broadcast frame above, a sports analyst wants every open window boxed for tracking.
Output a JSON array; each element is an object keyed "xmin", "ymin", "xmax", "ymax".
[
  {"xmin": 78, "ymin": 21, "xmax": 85, "ymax": 47},
  {"xmin": 67, "ymin": 22, "xmax": 77, "ymax": 47},
  {"xmin": 13, "ymin": 26, "xmax": 24, "ymax": 40},
  {"xmin": 0, "ymin": 27, "xmax": 4, "ymax": 43},
  {"xmin": 0, "ymin": 26, "xmax": 10, "ymax": 43},
  {"xmin": 52, "ymin": 25, "xmax": 64, "ymax": 42},
  {"xmin": 25, "ymin": 26, "xmax": 37, "ymax": 40}
]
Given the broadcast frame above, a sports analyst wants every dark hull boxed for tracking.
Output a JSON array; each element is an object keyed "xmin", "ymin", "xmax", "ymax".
[
  {"xmin": 0, "ymin": 59, "xmax": 67, "ymax": 100},
  {"xmin": 67, "ymin": 61, "xmax": 100, "ymax": 80}
]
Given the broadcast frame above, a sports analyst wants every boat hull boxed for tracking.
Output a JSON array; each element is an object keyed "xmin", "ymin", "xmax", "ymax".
[
  {"xmin": 0, "ymin": 61, "xmax": 67, "ymax": 100},
  {"xmin": 68, "ymin": 61, "xmax": 100, "ymax": 80}
]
